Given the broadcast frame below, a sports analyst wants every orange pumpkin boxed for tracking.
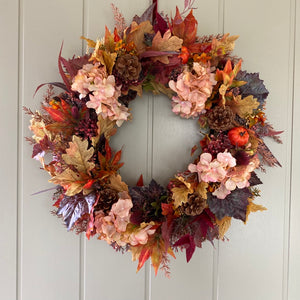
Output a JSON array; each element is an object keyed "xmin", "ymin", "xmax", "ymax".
[
  {"xmin": 178, "ymin": 46, "xmax": 190, "ymax": 64},
  {"xmin": 228, "ymin": 127, "xmax": 249, "ymax": 147}
]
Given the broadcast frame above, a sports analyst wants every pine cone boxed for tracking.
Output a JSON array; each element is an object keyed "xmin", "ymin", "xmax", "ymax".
[
  {"xmin": 180, "ymin": 194, "xmax": 206, "ymax": 216},
  {"xmin": 206, "ymin": 106, "xmax": 235, "ymax": 131},
  {"xmin": 94, "ymin": 189, "xmax": 119, "ymax": 214},
  {"xmin": 115, "ymin": 54, "xmax": 141, "ymax": 82}
]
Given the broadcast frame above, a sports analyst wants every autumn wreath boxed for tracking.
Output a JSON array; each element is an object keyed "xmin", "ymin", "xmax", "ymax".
[{"xmin": 25, "ymin": 2, "xmax": 282, "ymax": 276}]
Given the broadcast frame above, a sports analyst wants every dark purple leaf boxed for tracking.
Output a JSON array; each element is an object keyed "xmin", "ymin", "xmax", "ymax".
[
  {"xmin": 57, "ymin": 193, "xmax": 96, "ymax": 230},
  {"xmin": 236, "ymin": 71, "xmax": 269, "ymax": 108},
  {"xmin": 173, "ymin": 234, "xmax": 196, "ymax": 262},
  {"xmin": 133, "ymin": 3, "xmax": 156, "ymax": 24},
  {"xmin": 207, "ymin": 188, "xmax": 252, "ymax": 222},
  {"xmin": 129, "ymin": 179, "xmax": 167, "ymax": 224},
  {"xmin": 249, "ymin": 172, "xmax": 262, "ymax": 186}
]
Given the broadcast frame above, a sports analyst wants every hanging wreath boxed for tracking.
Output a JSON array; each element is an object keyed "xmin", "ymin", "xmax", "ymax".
[{"xmin": 25, "ymin": 2, "xmax": 282, "ymax": 276}]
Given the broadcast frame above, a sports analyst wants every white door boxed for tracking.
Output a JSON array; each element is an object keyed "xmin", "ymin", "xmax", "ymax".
[{"xmin": 1, "ymin": 0, "xmax": 300, "ymax": 299}]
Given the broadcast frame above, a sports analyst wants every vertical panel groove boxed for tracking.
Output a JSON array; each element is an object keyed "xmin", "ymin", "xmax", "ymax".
[
  {"xmin": 145, "ymin": 95, "xmax": 154, "ymax": 300},
  {"xmin": 212, "ymin": 1, "xmax": 225, "ymax": 299},
  {"xmin": 17, "ymin": 0, "xmax": 24, "ymax": 298},
  {"xmin": 284, "ymin": 0, "xmax": 297, "ymax": 299},
  {"xmin": 80, "ymin": 1, "xmax": 87, "ymax": 299},
  {"xmin": 145, "ymin": 2, "xmax": 154, "ymax": 298}
]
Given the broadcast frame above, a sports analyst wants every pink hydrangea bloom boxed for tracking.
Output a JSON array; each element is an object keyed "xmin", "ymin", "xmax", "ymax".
[
  {"xmin": 94, "ymin": 192, "xmax": 133, "ymax": 246},
  {"xmin": 71, "ymin": 63, "xmax": 130, "ymax": 126},
  {"xmin": 168, "ymin": 62, "xmax": 216, "ymax": 118},
  {"xmin": 188, "ymin": 152, "xmax": 236, "ymax": 183},
  {"xmin": 212, "ymin": 155, "xmax": 260, "ymax": 199},
  {"xmin": 129, "ymin": 223, "xmax": 156, "ymax": 246}
]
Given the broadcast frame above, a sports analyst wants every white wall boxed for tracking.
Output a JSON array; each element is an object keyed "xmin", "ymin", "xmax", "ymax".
[{"xmin": 1, "ymin": 0, "xmax": 299, "ymax": 299}]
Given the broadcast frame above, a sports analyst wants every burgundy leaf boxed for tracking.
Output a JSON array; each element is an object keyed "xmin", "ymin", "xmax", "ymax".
[
  {"xmin": 58, "ymin": 43, "xmax": 72, "ymax": 92},
  {"xmin": 173, "ymin": 234, "xmax": 196, "ymax": 262},
  {"xmin": 34, "ymin": 82, "xmax": 68, "ymax": 97},
  {"xmin": 153, "ymin": 12, "xmax": 168, "ymax": 34}
]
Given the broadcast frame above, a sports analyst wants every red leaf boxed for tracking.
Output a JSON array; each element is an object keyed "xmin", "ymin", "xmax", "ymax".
[
  {"xmin": 182, "ymin": 10, "xmax": 198, "ymax": 45},
  {"xmin": 43, "ymin": 106, "xmax": 65, "ymax": 122},
  {"xmin": 136, "ymin": 174, "xmax": 144, "ymax": 187},
  {"xmin": 137, "ymin": 248, "xmax": 151, "ymax": 272},
  {"xmin": 113, "ymin": 27, "xmax": 121, "ymax": 42},
  {"xmin": 112, "ymin": 150, "xmax": 122, "ymax": 165},
  {"xmin": 105, "ymin": 140, "xmax": 112, "ymax": 160},
  {"xmin": 173, "ymin": 234, "xmax": 196, "ymax": 263},
  {"xmin": 60, "ymin": 99, "xmax": 69, "ymax": 112},
  {"xmin": 83, "ymin": 179, "xmax": 96, "ymax": 190}
]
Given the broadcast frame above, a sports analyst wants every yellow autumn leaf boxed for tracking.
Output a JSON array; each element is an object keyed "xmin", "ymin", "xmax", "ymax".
[
  {"xmin": 62, "ymin": 135, "xmax": 95, "ymax": 174},
  {"xmin": 171, "ymin": 176, "xmax": 193, "ymax": 208},
  {"xmin": 227, "ymin": 95, "xmax": 259, "ymax": 118},
  {"xmin": 126, "ymin": 21, "xmax": 154, "ymax": 54},
  {"xmin": 49, "ymin": 168, "xmax": 84, "ymax": 196},
  {"xmin": 216, "ymin": 216, "xmax": 232, "ymax": 239},
  {"xmin": 99, "ymin": 51, "xmax": 117, "ymax": 75},
  {"xmin": 108, "ymin": 174, "xmax": 129, "ymax": 192},
  {"xmin": 245, "ymin": 200, "xmax": 267, "ymax": 224},
  {"xmin": 80, "ymin": 36, "xmax": 96, "ymax": 48},
  {"xmin": 195, "ymin": 181, "xmax": 208, "ymax": 199}
]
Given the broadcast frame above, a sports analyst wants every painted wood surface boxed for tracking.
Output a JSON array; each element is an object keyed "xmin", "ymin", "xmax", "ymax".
[{"xmin": 1, "ymin": 0, "xmax": 299, "ymax": 299}]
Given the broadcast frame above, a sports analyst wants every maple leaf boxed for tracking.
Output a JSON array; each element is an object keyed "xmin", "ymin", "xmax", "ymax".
[
  {"xmin": 108, "ymin": 174, "xmax": 128, "ymax": 192},
  {"xmin": 245, "ymin": 199, "xmax": 267, "ymax": 223},
  {"xmin": 56, "ymin": 192, "xmax": 96, "ymax": 230},
  {"xmin": 62, "ymin": 135, "xmax": 95, "ymax": 174},
  {"xmin": 211, "ymin": 33, "xmax": 239, "ymax": 57},
  {"xmin": 227, "ymin": 95, "xmax": 259, "ymax": 118},
  {"xmin": 207, "ymin": 188, "xmax": 252, "ymax": 222},
  {"xmin": 131, "ymin": 235, "xmax": 175, "ymax": 275},
  {"xmin": 129, "ymin": 180, "xmax": 167, "ymax": 225},
  {"xmin": 236, "ymin": 71, "xmax": 269, "ymax": 108},
  {"xmin": 216, "ymin": 216, "xmax": 232, "ymax": 239},
  {"xmin": 173, "ymin": 234, "xmax": 196, "ymax": 263},
  {"xmin": 170, "ymin": 8, "xmax": 197, "ymax": 48},
  {"xmin": 171, "ymin": 176, "xmax": 193, "ymax": 208},
  {"xmin": 195, "ymin": 181, "xmax": 208, "ymax": 199},
  {"xmin": 126, "ymin": 21, "xmax": 154, "ymax": 54}
]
